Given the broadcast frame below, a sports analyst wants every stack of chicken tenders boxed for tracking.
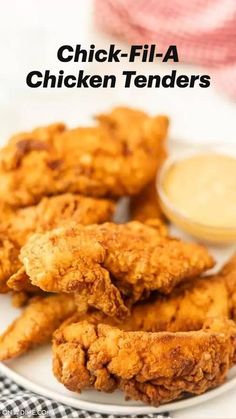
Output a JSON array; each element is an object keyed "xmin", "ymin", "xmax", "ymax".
[{"xmin": 0, "ymin": 107, "xmax": 235, "ymax": 407}]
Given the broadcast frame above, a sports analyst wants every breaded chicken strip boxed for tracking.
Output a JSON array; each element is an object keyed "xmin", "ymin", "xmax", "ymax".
[
  {"xmin": 130, "ymin": 181, "xmax": 168, "ymax": 236},
  {"xmin": 0, "ymin": 108, "xmax": 168, "ymax": 207},
  {"xmin": 16, "ymin": 221, "xmax": 214, "ymax": 317},
  {"xmin": 52, "ymin": 318, "xmax": 236, "ymax": 406},
  {"xmin": 63, "ymin": 276, "xmax": 228, "ymax": 334},
  {"xmin": 0, "ymin": 294, "xmax": 76, "ymax": 360},
  {"xmin": 0, "ymin": 193, "xmax": 114, "ymax": 246},
  {"xmin": 3, "ymin": 255, "xmax": 233, "ymax": 363},
  {"xmin": 0, "ymin": 194, "xmax": 114, "ymax": 293},
  {"xmin": 67, "ymin": 273, "xmax": 230, "ymax": 333},
  {"xmin": 0, "ymin": 236, "xmax": 21, "ymax": 293},
  {"xmin": 11, "ymin": 290, "xmax": 45, "ymax": 308},
  {"xmin": 120, "ymin": 277, "xmax": 229, "ymax": 332},
  {"xmin": 130, "ymin": 179, "xmax": 166, "ymax": 223},
  {"xmin": 217, "ymin": 254, "xmax": 236, "ymax": 320},
  {"xmin": 8, "ymin": 267, "xmax": 40, "ymax": 294},
  {"xmin": 58, "ymin": 253, "xmax": 236, "ymax": 338}
]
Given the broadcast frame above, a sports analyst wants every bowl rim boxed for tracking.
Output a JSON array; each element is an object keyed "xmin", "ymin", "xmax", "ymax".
[{"xmin": 156, "ymin": 150, "xmax": 236, "ymax": 233}]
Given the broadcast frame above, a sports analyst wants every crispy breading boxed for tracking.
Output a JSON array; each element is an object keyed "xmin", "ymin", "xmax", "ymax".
[
  {"xmin": 8, "ymin": 267, "xmax": 41, "ymax": 293},
  {"xmin": 142, "ymin": 218, "xmax": 168, "ymax": 236},
  {"xmin": 52, "ymin": 318, "xmax": 236, "ymax": 406},
  {"xmin": 0, "ymin": 108, "xmax": 168, "ymax": 207},
  {"xmin": 68, "ymin": 276, "xmax": 229, "ymax": 333},
  {"xmin": 60, "ymin": 253, "xmax": 236, "ymax": 337},
  {"xmin": 8, "ymin": 274, "xmax": 227, "ymax": 359},
  {"xmin": 123, "ymin": 277, "xmax": 229, "ymax": 332},
  {"xmin": 50, "ymin": 256, "xmax": 236, "ymax": 405},
  {"xmin": 1, "ymin": 193, "xmax": 115, "ymax": 246},
  {"xmin": 0, "ymin": 193, "xmax": 114, "ymax": 293},
  {"xmin": 0, "ymin": 236, "xmax": 21, "ymax": 293},
  {"xmin": 65, "ymin": 278, "xmax": 228, "ymax": 333},
  {"xmin": 16, "ymin": 221, "xmax": 214, "ymax": 317},
  {"xmin": 217, "ymin": 254, "xmax": 236, "ymax": 320},
  {"xmin": 130, "ymin": 179, "xmax": 168, "ymax": 236},
  {"xmin": 0, "ymin": 294, "xmax": 76, "ymax": 361},
  {"xmin": 130, "ymin": 180, "xmax": 166, "ymax": 223}
]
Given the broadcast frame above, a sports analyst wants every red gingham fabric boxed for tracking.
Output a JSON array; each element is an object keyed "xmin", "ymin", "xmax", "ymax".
[{"xmin": 94, "ymin": 0, "xmax": 236, "ymax": 98}]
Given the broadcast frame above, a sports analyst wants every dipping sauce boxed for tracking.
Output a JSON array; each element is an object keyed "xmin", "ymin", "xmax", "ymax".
[{"xmin": 158, "ymin": 153, "xmax": 236, "ymax": 243}]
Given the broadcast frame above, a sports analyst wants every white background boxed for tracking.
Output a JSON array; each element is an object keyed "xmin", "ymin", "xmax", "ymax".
[
  {"xmin": 0, "ymin": 0, "xmax": 236, "ymax": 147},
  {"xmin": 0, "ymin": 1, "xmax": 236, "ymax": 417}
]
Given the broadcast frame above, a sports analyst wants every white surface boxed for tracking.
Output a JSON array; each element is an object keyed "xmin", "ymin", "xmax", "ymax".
[
  {"xmin": 1, "ymin": 295, "xmax": 236, "ymax": 416},
  {"xmin": 0, "ymin": 1, "xmax": 235, "ymax": 146}
]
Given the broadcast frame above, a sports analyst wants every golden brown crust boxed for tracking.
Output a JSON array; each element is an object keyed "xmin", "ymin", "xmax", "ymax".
[
  {"xmin": 58, "ymin": 252, "xmax": 236, "ymax": 334},
  {"xmin": 130, "ymin": 181, "xmax": 166, "ymax": 224},
  {"xmin": 119, "ymin": 275, "xmax": 229, "ymax": 333},
  {"xmin": 52, "ymin": 318, "xmax": 236, "ymax": 406},
  {"xmin": 17, "ymin": 223, "xmax": 129, "ymax": 318},
  {"xmin": 0, "ymin": 194, "xmax": 114, "ymax": 293},
  {"xmin": 140, "ymin": 218, "xmax": 168, "ymax": 237},
  {"xmin": 0, "ymin": 294, "xmax": 76, "ymax": 360},
  {"xmin": 0, "ymin": 236, "xmax": 21, "ymax": 293},
  {"xmin": 51, "ymin": 255, "xmax": 236, "ymax": 406},
  {"xmin": 8, "ymin": 267, "xmax": 43, "ymax": 293},
  {"xmin": 17, "ymin": 221, "xmax": 214, "ymax": 317},
  {"xmin": 214, "ymin": 254, "xmax": 236, "ymax": 320},
  {"xmin": 58, "ymin": 253, "xmax": 236, "ymax": 343},
  {"xmin": 66, "ymin": 276, "xmax": 229, "ymax": 334},
  {"xmin": 0, "ymin": 193, "xmax": 115, "ymax": 246},
  {"xmin": 0, "ymin": 108, "xmax": 168, "ymax": 207}
]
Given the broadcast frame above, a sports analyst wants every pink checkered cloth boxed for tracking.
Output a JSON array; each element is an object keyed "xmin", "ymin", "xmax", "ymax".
[{"xmin": 95, "ymin": 0, "xmax": 236, "ymax": 99}]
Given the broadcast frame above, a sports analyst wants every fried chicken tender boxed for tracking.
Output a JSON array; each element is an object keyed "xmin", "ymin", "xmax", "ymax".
[
  {"xmin": 7, "ymin": 123, "xmax": 66, "ymax": 146},
  {"xmin": 68, "ymin": 272, "xmax": 231, "ymax": 334},
  {"xmin": 0, "ymin": 194, "xmax": 114, "ymax": 293},
  {"xmin": 8, "ymin": 267, "xmax": 41, "ymax": 293},
  {"xmin": 3, "ymin": 255, "xmax": 233, "ymax": 365},
  {"xmin": 130, "ymin": 179, "xmax": 166, "ymax": 223},
  {"xmin": 0, "ymin": 294, "xmax": 76, "ymax": 361},
  {"xmin": 16, "ymin": 221, "xmax": 214, "ymax": 317},
  {"xmin": 8, "ymin": 265, "xmax": 41, "ymax": 291},
  {"xmin": 58, "ymin": 253, "xmax": 236, "ymax": 334},
  {"xmin": 0, "ymin": 108, "xmax": 168, "ymax": 207},
  {"xmin": 1, "ymin": 193, "xmax": 115, "ymax": 246},
  {"xmin": 119, "ymin": 266, "xmax": 234, "ymax": 333},
  {"xmin": 52, "ymin": 318, "xmax": 236, "ymax": 406},
  {"xmin": 217, "ymin": 254, "xmax": 236, "ymax": 320},
  {"xmin": 64, "ymin": 276, "xmax": 228, "ymax": 334},
  {"xmin": 11, "ymin": 290, "xmax": 45, "ymax": 308},
  {"xmin": 130, "ymin": 181, "xmax": 168, "ymax": 236},
  {"xmin": 0, "ymin": 236, "xmax": 21, "ymax": 293},
  {"xmin": 120, "ymin": 277, "xmax": 229, "ymax": 332},
  {"xmin": 3, "ymin": 259, "xmax": 233, "ymax": 360}
]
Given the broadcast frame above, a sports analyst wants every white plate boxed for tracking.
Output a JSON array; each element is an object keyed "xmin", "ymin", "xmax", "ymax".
[
  {"xmin": 1, "ymin": 293, "xmax": 236, "ymax": 416},
  {"xmin": 1, "ymin": 214, "xmax": 236, "ymax": 415}
]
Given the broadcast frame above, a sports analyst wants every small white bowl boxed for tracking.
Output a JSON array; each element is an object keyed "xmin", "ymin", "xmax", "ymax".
[{"xmin": 157, "ymin": 152, "xmax": 236, "ymax": 244}]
